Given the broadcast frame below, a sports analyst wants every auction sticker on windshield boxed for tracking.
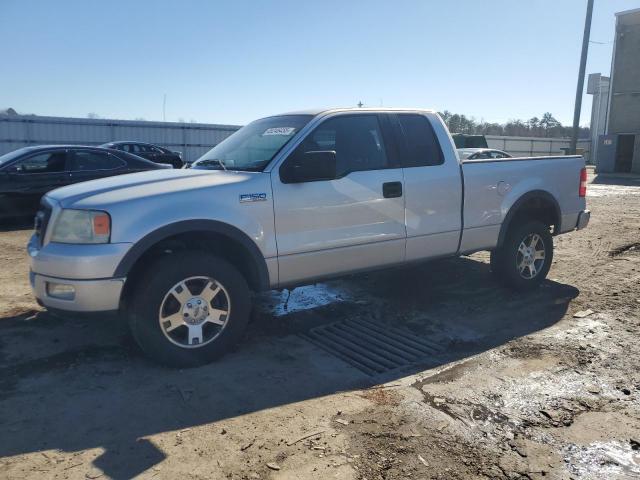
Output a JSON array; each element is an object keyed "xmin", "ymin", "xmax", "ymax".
[{"xmin": 262, "ymin": 127, "xmax": 296, "ymax": 136}]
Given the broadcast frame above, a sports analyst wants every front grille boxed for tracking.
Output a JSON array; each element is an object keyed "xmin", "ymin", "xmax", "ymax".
[{"xmin": 34, "ymin": 203, "xmax": 52, "ymax": 246}]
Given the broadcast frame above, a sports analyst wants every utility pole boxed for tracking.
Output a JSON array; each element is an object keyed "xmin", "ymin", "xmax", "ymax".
[
  {"xmin": 163, "ymin": 94, "xmax": 167, "ymax": 122},
  {"xmin": 570, "ymin": 0, "xmax": 594, "ymax": 155}
]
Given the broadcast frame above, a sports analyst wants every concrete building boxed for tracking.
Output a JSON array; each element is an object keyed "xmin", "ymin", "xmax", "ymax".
[
  {"xmin": 586, "ymin": 73, "xmax": 609, "ymax": 164},
  {"xmin": 595, "ymin": 8, "xmax": 640, "ymax": 173}
]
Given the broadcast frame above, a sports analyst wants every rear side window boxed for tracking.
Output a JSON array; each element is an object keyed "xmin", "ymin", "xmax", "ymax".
[
  {"xmin": 396, "ymin": 114, "xmax": 444, "ymax": 167},
  {"xmin": 126, "ymin": 144, "xmax": 144, "ymax": 153},
  {"xmin": 70, "ymin": 151, "xmax": 124, "ymax": 171},
  {"xmin": 471, "ymin": 151, "xmax": 492, "ymax": 160}
]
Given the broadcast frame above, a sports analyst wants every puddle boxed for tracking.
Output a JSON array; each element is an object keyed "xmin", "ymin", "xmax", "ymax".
[
  {"xmin": 564, "ymin": 441, "xmax": 640, "ymax": 479},
  {"xmin": 259, "ymin": 284, "xmax": 349, "ymax": 316}
]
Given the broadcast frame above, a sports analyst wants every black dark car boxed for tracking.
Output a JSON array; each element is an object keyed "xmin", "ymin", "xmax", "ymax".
[
  {"xmin": 100, "ymin": 141, "xmax": 183, "ymax": 168},
  {"xmin": 0, "ymin": 145, "xmax": 170, "ymax": 219}
]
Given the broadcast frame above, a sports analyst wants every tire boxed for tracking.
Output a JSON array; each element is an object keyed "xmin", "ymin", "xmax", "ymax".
[
  {"xmin": 489, "ymin": 248, "xmax": 503, "ymax": 277},
  {"xmin": 127, "ymin": 252, "xmax": 251, "ymax": 368},
  {"xmin": 490, "ymin": 220, "xmax": 553, "ymax": 291}
]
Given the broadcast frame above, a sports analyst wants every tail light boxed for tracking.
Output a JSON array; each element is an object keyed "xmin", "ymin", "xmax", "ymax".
[{"xmin": 579, "ymin": 167, "xmax": 587, "ymax": 197}]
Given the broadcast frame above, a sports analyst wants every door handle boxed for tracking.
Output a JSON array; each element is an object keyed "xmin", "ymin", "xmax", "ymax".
[{"xmin": 382, "ymin": 181, "xmax": 402, "ymax": 198}]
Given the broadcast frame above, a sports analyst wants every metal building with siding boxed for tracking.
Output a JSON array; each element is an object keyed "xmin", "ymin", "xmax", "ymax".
[
  {"xmin": 486, "ymin": 135, "xmax": 591, "ymax": 160},
  {"xmin": 597, "ymin": 8, "xmax": 640, "ymax": 173},
  {"xmin": 0, "ymin": 113, "xmax": 241, "ymax": 162}
]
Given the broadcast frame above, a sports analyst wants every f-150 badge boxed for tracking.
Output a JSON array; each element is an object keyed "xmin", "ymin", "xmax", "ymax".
[{"xmin": 240, "ymin": 193, "xmax": 267, "ymax": 203}]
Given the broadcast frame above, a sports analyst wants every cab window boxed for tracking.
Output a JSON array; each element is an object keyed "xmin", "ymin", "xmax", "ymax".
[
  {"xmin": 395, "ymin": 114, "xmax": 444, "ymax": 167},
  {"xmin": 289, "ymin": 115, "xmax": 389, "ymax": 177}
]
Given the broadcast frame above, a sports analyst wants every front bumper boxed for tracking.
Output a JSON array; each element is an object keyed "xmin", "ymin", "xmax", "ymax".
[
  {"xmin": 576, "ymin": 210, "xmax": 590, "ymax": 230},
  {"xmin": 31, "ymin": 271, "xmax": 124, "ymax": 312},
  {"xmin": 28, "ymin": 233, "xmax": 131, "ymax": 313}
]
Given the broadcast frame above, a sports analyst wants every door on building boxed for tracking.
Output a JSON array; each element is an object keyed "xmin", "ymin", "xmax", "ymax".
[{"xmin": 615, "ymin": 134, "xmax": 635, "ymax": 173}]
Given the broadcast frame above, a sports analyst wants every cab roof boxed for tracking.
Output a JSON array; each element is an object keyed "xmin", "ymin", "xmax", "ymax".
[{"xmin": 276, "ymin": 107, "xmax": 437, "ymax": 117}]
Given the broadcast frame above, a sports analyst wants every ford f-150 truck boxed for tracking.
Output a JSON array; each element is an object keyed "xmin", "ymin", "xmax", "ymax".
[{"xmin": 27, "ymin": 108, "xmax": 590, "ymax": 367}]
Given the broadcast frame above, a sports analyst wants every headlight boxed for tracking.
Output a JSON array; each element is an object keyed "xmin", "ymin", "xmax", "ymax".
[{"xmin": 50, "ymin": 209, "xmax": 111, "ymax": 244}]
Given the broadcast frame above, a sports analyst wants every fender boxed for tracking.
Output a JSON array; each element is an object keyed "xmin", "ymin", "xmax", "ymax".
[
  {"xmin": 113, "ymin": 220, "xmax": 270, "ymax": 290},
  {"xmin": 496, "ymin": 190, "xmax": 561, "ymax": 247}
]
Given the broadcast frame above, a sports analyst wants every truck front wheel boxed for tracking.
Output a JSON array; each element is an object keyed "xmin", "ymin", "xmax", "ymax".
[
  {"xmin": 127, "ymin": 252, "xmax": 251, "ymax": 367},
  {"xmin": 490, "ymin": 220, "xmax": 553, "ymax": 291}
]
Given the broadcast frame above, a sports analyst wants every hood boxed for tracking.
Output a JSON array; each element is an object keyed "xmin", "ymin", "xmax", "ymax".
[{"xmin": 45, "ymin": 168, "xmax": 257, "ymax": 209}]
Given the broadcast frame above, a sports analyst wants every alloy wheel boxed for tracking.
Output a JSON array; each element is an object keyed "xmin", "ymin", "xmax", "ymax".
[
  {"xmin": 158, "ymin": 276, "xmax": 231, "ymax": 348},
  {"xmin": 516, "ymin": 233, "xmax": 546, "ymax": 279}
]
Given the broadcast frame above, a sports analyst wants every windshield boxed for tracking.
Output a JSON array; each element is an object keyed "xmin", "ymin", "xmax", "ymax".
[
  {"xmin": 0, "ymin": 147, "xmax": 35, "ymax": 167},
  {"xmin": 192, "ymin": 115, "xmax": 312, "ymax": 171}
]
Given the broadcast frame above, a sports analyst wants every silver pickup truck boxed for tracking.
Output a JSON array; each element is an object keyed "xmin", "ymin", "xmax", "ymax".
[{"xmin": 28, "ymin": 108, "xmax": 590, "ymax": 367}]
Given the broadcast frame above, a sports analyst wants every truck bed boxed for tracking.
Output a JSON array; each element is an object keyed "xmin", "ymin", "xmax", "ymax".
[
  {"xmin": 458, "ymin": 155, "xmax": 585, "ymax": 253},
  {"xmin": 461, "ymin": 154, "xmax": 583, "ymax": 164}
]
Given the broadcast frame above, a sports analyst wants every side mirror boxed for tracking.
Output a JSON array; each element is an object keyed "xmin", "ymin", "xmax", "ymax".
[{"xmin": 281, "ymin": 150, "xmax": 337, "ymax": 184}]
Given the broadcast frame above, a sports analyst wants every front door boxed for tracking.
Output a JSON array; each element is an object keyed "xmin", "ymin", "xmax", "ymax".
[
  {"xmin": 2, "ymin": 150, "xmax": 69, "ymax": 217},
  {"xmin": 271, "ymin": 113, "xmax": 406, "ymax": 286}
]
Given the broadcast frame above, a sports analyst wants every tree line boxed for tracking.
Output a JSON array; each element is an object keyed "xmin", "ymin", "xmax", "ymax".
[{"xmin": 438, "ymin": 111, "xmax": 590, "ymax": 139}]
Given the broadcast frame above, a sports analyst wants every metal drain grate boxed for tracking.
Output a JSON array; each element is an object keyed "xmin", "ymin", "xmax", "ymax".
[{"xmin": 300, "ymin": 318, "xmax": 444, "ymax": 376}]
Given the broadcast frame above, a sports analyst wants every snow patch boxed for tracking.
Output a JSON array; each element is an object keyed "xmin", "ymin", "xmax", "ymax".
[{"xmin": 564, "ymin": 441, "xmax": 640, "ymax": 479}]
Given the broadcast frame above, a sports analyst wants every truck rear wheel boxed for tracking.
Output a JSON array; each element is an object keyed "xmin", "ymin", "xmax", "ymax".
[
  {"xmin": 128, "ymin": 252, "xmax": 251, "ymax": 367},
  {"xmin": 490, "ymin": 220, "xmax": 553, "ymax": 291}
]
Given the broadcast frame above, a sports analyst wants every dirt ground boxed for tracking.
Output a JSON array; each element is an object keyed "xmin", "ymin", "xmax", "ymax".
[{"xmin": 1, "ymin": 170, "xmax": 639, "ymax": 480}]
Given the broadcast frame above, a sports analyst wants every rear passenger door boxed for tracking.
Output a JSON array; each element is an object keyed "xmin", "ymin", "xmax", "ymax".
[
  {"xmin": 272, "ymin": 113, "xmax": 406, "ymax": 285},
  {"xmin": 67, "ymin": 150, "xmax": 127, "ymax": 184},
  {"xmin": 391, "ymin": 113, "xmax": 463, "ymax": 260},
  {"xmin": 3, "ymin": 150, "xmax": 69, "ymax": 215}
]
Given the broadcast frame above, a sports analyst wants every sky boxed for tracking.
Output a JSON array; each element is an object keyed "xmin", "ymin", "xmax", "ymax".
[{"xmin": 1, "ymin": 0, "xmax": 638, "ymax": 126}]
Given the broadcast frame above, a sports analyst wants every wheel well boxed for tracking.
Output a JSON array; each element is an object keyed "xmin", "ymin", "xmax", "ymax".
[
  {"xmin": 120, "ymin": 231, "xmax": 265, "ymax": 310},
  {"xmin": 498, "ymin": 193, "xmax": 560, "ymax": 247}
]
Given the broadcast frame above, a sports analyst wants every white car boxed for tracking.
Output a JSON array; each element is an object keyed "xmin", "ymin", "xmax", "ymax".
[{"xmin": 457, "ymin": 148, "xmax": 512, "ymax": 161}]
